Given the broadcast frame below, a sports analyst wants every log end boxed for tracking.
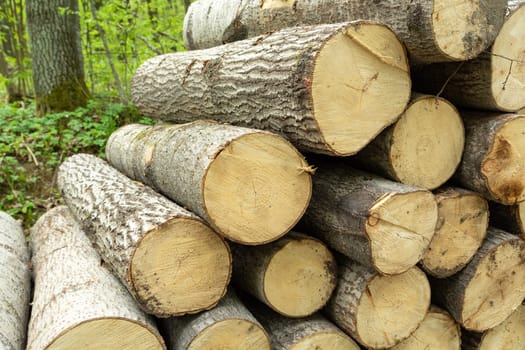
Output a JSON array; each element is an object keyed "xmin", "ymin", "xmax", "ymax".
[
  {"xmin": 289, "ymin": 332, "xmax": 360, "ymax": 350},
  {"xmin": 130, "ymin": 218, "xmax": 231, "ymax": 317},
  {"xmin": 471, "ymin": 303, "xmax": 525, "ymax": 350},
  {"xmin": 312, "ymin": 22, "xmax": 410, "ymax": 156}
]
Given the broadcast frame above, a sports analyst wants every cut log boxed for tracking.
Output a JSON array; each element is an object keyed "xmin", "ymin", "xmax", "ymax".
[
  {"xmin": 131, "ymin": 22, "xmax": 411, "ymax": 156},
  {"xmin": 324, "ymin": 256, "xmax": 431, "ymax": 349},
  {"xmin": 489, "ymin": 201, "xmax": 525, "ymax": 236},
  {"xmin": 26, "ymin": 206, "xmax": 166, "ymax": 350},
  {"xmin": 57, "ymin": 154, "xmax": 231, "ymax": 317},
  {"xmin": 183, "ymin": 0, "xmax": 506, "ymax": 64},
  {"xmin": 412, "ymin": 2, "xmax": 525, "ymax": 111},
  {"xmin": 462, "ymin": 303, "xmax": 525, "ymax": 350},
  {"xmin": 421, "ymin": 187, "xmax": 488, "ymax": 278},
  {"xmin": 163, "ymin": 290, "xmax": 270, "ymax": 350},
  {"xmin": 298, "ymin": 159, "xmax": 437, "ymax": 275},
  {"xmin": 453, "ymin": 112, "xmax": 525, "ymax": 205},
  {"xmin": 0, "ymin": 212, "xmax": 30, "ymax": 350},
  {"xmin": 430, "ymin": 227, "xmax": 525, "ymax": 332},
  {"xmin": 389, "ymin": 306, "xmax": 461, "ymax": 350},
  {"xmin": 106, "ymin": 121, "xmax": 312, "ymax": 245},
  {"xmin": 231, "ymin": 231, "xmax": 337, "ymax": 317},
  {"xmin": 353, "ymin": 94, "xmax": 464, "ymax": 190}
]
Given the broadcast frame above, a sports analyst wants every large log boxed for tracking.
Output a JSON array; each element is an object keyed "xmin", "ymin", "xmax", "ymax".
[
  {"xmin": 163, "ymin": 290, "xmax": 270, "ymax": 350},
  {"xmin": 106, "ymin": 121, "xmax": 312, "ymax": 245},
  {"xmin": 26, "ymin": 206, "xmax": 166, "ymax": 350},
  {"xmin": 353, "ymin": 94, "xmax": 464, "ymax": 190},
  {"xmin": 298, "ymin": 159, "xmax": 437, "ymax": 275},
  {"xmin": 489, "ymin": 201, "xmax": 525, "ymax": 236},
  {"xmin": 430, "ymin": 227, "xmax": 525, "ymax": 332},
  {"xmin": 131, "ymin": 22, "xmax": 411, "ymax": 156},
  {"xmin": 421, "ymin": 187, "xmax": 488, "ymax": 278},
  {"xmin": 231, "ymin": 231, "xmax": 337, "ymax": 317},
  {"xmin": 325, "ymin": 256, "xmax": 431, "ymax": 349},
  {"xmin": 57, "ymin": 154, "xmax": 231, "ymax": 317},
  {"xmin": 453, "ymin": 112, "xmax": 525, "ymax": 205},
  {"xmin": 412, "ymin": 2, "xmax": 525, "ymax": 111},
  {"xmin": 183, "ymin": 0, "xmax": 506, "ymax": 64},
  {"xmin": 0, "ymin": 212, "xmax": 30, "ymax": 350}
]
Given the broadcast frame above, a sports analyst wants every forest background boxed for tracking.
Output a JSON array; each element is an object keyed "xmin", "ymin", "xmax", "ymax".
[{"xmin": 0, "ymin": 0, "xmax": 191, "ymax": 228}]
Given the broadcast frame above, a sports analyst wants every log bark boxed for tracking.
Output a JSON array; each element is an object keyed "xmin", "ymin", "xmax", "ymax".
[
  {"xmin": 430, "ymin": 227, "xmax": 525, "ymax": 332},
  {"xmin": 163, "ymin": 290, "xmax": 270, "ymax": 350},
  {"xmin": 421, "ymin": 187, "xmax": 489, "ymax": 278},
  {"xmin": 489, "ymin": 201, "xmax": 525, "ymax": 236},
  {"xmin": 389, "ymin": 306, "xmax": 461, "ymax": 350},
  {"xmin": 353, "ymin": 94, "xmax": 464, "ymax": 190},
  {"xmin": 57, "ymin": 154, "xmax": 232, "ymax": 317},
  {"xmin": 183, "ymin": 0, "xmax": 506, "ymax": 64},
  {"xmin": 297, "ymin": 158, "xmax": 437, "ymax": 275},
  {"xmin": 324, "ymin": 256, "xmax": 431, "ymax": 349},
  {"xmin": 0, "ymin": 212, "xmax": 30, "ymax": 350},
  {"xmin": 453, "ymin": 112, "xmax": 525, "ymax": 205},
  {"xmin": 131, "ymin": 21, "xmax": 411, "ymax": 156},
  {"xmin": 26, "ymin": 206, "xmax": 166, "ymax": 350},
  {"xmin": 412, "ymin": 2, "xmax": 525, "ymax": 111},
  {"xmin": 462, "ymin": 303, "xmax": 525, "ymax": 350},
  {"xmin": 231, "ymin": 231, "xmax": 337, "ymax": 317},
  {"xmin": 106, "ymin": 121, "xmax": 312, "ymax": 245}
]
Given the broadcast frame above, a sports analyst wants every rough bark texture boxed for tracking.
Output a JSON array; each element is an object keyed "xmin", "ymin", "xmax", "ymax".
[
  {"xmin": 106, "ymin": 121, "xmax": 312, "ymax": 245},
  {"xmin": 57, "ymin": 154, "xmax": 232, "ymax": 317},
  {"xmin": 26, "ymin": 0, "xmax": 89, "ymax": 115},
  {"xmin": 0, "ymin": 212, "xmax": 30, "ymax": 350},
  {"xmin": 489, "ymin": 201, "xmax": 525, "ymax": 236},
  {"xmin": 131, "ymin": 22, "xmax": 411, "ymax": 156},
  {"xmin": 183, "ymin": 0, "xmax": 506, "ymax": 63},
  {"xmin": 27, "ymin": 206, "xmax": 165, "ymax": 350}
]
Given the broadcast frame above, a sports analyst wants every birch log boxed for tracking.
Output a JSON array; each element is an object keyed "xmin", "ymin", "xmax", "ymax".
[
  {"xmin": 453, "ymin": 112, "xmax": 525, "ymax": 205},
  {"xmin": 324, "ymin": 256, "xmax": 431, "ymax": 349},
  {"xmin": 489, "ymin": 201, "xmax": 525, "ymax": 236},
  {"xmin": 57, "ymin": 154, "xmax": 231, "ymax": 317},
  {"xmin": 106, "ymin": 121, "xmax": 312, "ymax": 245},
  {"xmin": 430, "ymin": 227, "xmax": 525, "ymax": 332},
  {"xmin": 298, "ymin": 159, "xmax": 437, "ymax": 275},
  {"xmin": 421, "ymin": 187, "xmax": 488, "ymax": 278},
  {"xmin": 0, "ymin": 212, "xmax": 30, "ymax": 350},
  {"xmin": 231, "ymin": 232, "xmax": 336, "ymax": 317},
  {"xmin": 131, "ymin": 22, "xmax": 411, "ymax": 156},
  {"xmin": 26, "ymin": 206, "xmax": 166, "ymax": 350},
  {"xmin": 183, "ymin": 0, "xmax": 506, "ymax": 64},
  {"xmin": 412, "ymin": 2, "xmax": 525, "ymax": 111}
]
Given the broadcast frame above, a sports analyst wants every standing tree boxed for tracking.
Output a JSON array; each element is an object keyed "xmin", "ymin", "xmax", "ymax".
[{"xmin": 26, "ymin": 0, "xmax": 89, "ymax": 115}]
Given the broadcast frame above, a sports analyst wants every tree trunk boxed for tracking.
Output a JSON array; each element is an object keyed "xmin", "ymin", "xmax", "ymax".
[
  {"xmin": 324, "ymin": 256, "xmax": 431, "ymax": 349},
  {"xmin": 230, "ymin": 231, "xmax": 337, "ymax": 317},
  {"xmin": 412, "ymin": 2, "xmax": 525, "ymax": 111},
  {"xmin": 163, "ymin": 290, "xmax": 270, "ymax": 350},
  {"xmin": 389, "ymin": 306, "xmax": 461, "ymax": 350},
  {"xmin": 420, "ymin": 187, "xmax": 489, "ymax": 278},
  {"xmin": 0, "ymin": 212, "xmax": 30, "ymax": 350},
  {"xmin": 297, "ymin": 158, "xmax": 437, "ymax": 275},
  {"xmin": 26, "ymin": 206, "xmax": 166, "ymax": 350},
  {"xmin": 430, "ymin": 227, "xmax": 525, "ymax": 332},
  {"xmin": 131, "ymin": 21, "xmax": 411, "ymax": 156},
  {"xmin": 26, "ymin": 0, "xmax": 90, "ymax": 115},
  {"xmin": 462, "ymin": 303, "xmax": 525, "ymax": 350},
  {"xmin": 183, "ymin": 0, "xmax": 506, "ymax": 64},
  {"xmin": 56, "ymin": 154, "xmax": 232, "ymax": 317},
  {"xmin": 453, "ymin": 112, "xmax": 525, "ymax": 205},
  {"xmin": 353, "ymin": 94, "xmax": 464, "ymax": 190},
  {"xmin": 105, "ymin": 121, "xmax": 312, "ymax": 245},
  {"xmin": 489, "ymin": 201, "xmax": 525, "ymax": 236}
]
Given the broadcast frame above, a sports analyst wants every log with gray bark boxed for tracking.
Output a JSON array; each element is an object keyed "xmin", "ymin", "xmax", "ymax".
[
  {"xmin": 0, "ymin": 212, "xmax": 30, "ymax": 350},
  {"xmin": 57, "ymin": 154, "xmax": 232, "ymax": 317},
  {"xmin": 131, "ymin": 21, "xmax": 411, "ymax": 156},
  {"xmin": 298, "ymin": 159, "xmax": 437, "ymax": 275},
  {"xmin": 231, "ymin": 231, "xmax": 337, "ymax": 317},
  {"xmin": 430, "ymin": 227, "xmax": 525, "ymax": 332},
  {"xmin": 489, "ymin": 201, "xmax": 525, "ymax": 236},
  {"xmin": 26, "ymin": 206, "xmax": 166, "ymax": 350},
  {"xmin": 106, "ymin": 121, "xmax": 312, "ymax": 245},
  {"xmin": 183, "ymin": 0, "xmax": 506, "ymax": 64}
]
